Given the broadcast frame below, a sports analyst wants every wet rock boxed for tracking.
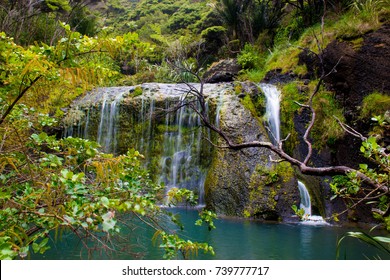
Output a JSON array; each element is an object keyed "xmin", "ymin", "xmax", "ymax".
[{"xmin": 261, "ymin": 68, "xmax": 297, "ymax": 84}]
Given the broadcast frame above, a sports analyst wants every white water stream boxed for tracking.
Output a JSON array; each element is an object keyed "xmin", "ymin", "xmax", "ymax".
[
  {"xmin": 260, "ymin": 83, "xmax": 327, "ymax": 225},
  {"xmin": 260, "ymin": 83, "xmax": 281, "ymax": 144},
  {"xmin": 298, "ymin": 181, "xmax": 328, "ymax": 225}
]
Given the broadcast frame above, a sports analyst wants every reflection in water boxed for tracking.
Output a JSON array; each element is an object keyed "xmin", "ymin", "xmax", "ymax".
[{"xmin": 31, "ymin": 209, "xmax": 389, "ymax": 260}]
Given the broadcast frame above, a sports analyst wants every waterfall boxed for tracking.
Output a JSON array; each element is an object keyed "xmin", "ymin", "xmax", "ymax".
[
  {"xmin": 96, "ymin": 91, "xmax": 126, "ymax": 153},
  {"xmin": 297, "ymin": 181, "xmax": 327, "ymax": 225},
  {"xmin": 64, "ymin": 84, "xmax": 213, "ymax": 205},
  {"xmin": 260, "ymin": 83, "xmax": 281, "ymax": 144},
  {"xmin": 159, "ymin": 95, "xmax": 206, "ymax": 204},
  {"xmin": 297, "ymin": 181, "xmax": 311, "ymax": 216}
]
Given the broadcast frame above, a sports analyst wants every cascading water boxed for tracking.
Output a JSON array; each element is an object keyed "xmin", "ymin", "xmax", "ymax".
[
  {"xmin": 259, "ymin": 83, "xmax": 327, "ymax": 225},
  {"xmin": 297, "ymin": 181, "xmax": 312, "ymax": 216},
  {"xmin": 297, "ymin": 181, "xmax": 327, "ymax": 224},
  {"xmin": 64, "ymin": 84, "xmax": 213, "ymax": 205},
  {"xmin": 159, "ymin": 95, "xmax": 207, "ymax": 205},
  {"xmin": 260, "ymin": 83, "xmax": 281, "ymax": 144},
  {"xmin": 96, "ymin": 91, "xmax": 126, "ymax": 153}
]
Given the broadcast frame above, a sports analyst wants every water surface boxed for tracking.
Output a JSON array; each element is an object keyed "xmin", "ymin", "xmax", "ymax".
[{"xmin": 31, "ymin": 208, "xmax": 389, "ymax": 260}]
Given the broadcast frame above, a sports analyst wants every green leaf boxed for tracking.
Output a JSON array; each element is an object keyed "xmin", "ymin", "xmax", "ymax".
[
  {"xmin": 61, "ymin": 169, "xmax": 73, "ymax": 180},
  {"xmin": 102, "ymin": 212, "xmax": 116, "ymax": 232},
  {"xmin": 337, "ymin": 231, "xmax": 390, "ymax": 259},
  {"xmin": 32, "ymin": 242, "xmax": 40, "ymax": 254},
  {"xmin": 359, "ymin": 164, "xmax": 368, "ymax": 170},
  {"xmin": 0, "ymin": 237, "xmax": 18, "ymax": 260},
  {"xmin": 71, "ymin": 172, "xmax": 84, "ymax": 182},
  {"xmin": 101, "ymin": 197, "xmax": 109, "ymax": 207}
]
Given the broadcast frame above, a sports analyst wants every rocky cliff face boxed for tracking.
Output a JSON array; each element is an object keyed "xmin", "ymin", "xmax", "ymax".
[
  {"xmin": 322, "ymin": 24, "xmax": 390, "ymax": 172},
  {"xmin": 323, "ymin": 24, "xmax": 390, "ymax": 122},
  {"xmin": 280, "ymin": 23, "xmax": 390, "ymax": 223}
]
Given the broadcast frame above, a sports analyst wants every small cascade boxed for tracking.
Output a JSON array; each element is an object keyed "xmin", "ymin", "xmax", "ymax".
[
  {"xmin": 96, "ymin": 91, "xmax": 126, "ymax": 153},
  {"xmin": 136, "ymin": 96, "xmax": 155, "ymax": 160},
  {"xmin": 297, "ymin": 181, "xmax": 328, "ymax": 225},
  {"xmin": 297, "ymin": 181, "xmax": 312, "ymax": 216},
  {"xmin": 260, "ymin": 83, "xmax": 281, "ymax": 144},
  {"xmin": 159, "ymin": 95, "xmax": 206, "ymax": 203}
]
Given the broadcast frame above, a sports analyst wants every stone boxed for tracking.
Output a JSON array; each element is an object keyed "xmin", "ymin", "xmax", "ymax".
[{"xmin": 203, "ymin": 59, "xmax": 241, "ymax": 83}]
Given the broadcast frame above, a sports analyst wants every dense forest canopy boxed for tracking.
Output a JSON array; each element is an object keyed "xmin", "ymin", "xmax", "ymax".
[{"xmin": 0, "ymin": 0, "xmax": 389, "ymax": 259}]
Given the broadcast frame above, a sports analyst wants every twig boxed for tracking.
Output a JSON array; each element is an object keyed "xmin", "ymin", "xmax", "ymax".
[{"xmin": 334, "ymin": 116, "xmax": 367, "ymax": 141}]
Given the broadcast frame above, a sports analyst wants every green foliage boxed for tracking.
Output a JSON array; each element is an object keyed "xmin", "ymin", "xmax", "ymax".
[
  {"xmin": 0, "ymin": 26, "xmax": 215, "ymax": 259},
  {"xmin": 274, "ymin": 15, "xmax": 306, "ymax": 47},
  {"xmin": 312, "ymin": 86, "xmax": 345, "ymax": 148},
  {"xmin": 166, "ymin": 187, "xmax": 198, "ymax": 207},
  {"xmin": 0, "ymin": 130, "xmax": 157, "ymax": 258},
  {"xmin": 330, "ymin": 175, "xmax": 360, "ymax": 198},
  {"xmin": 291, "ymin": 205, "xmax": 305, "ymax": 220},
  {"xmin": 0, "ymin": 237, "xmax": 18, "ymax": 260},
  {"xmin": 350, "ymin": 0, "xmax": 390, "ymax": 23},
  {"xmin": 44, "ymin": 0, "xmax": 71, "ymax": 12},
  {"xmin": 200, "ymin": 26, "xmax": 227, "ymax": 57},
  {"xmin": 69, "ymin": 5, "xmax": 99, "ymax": 36},
  {"xmin": 237, "ymin": 44, "xmax": 263, "ymax": 70},
  {"xmin": 153, "ymin": 230, "xmax": 215, "ymax": 260},
  {"xmin": 331, "ymin": 135, "xmax": 389, "ymax": 229},
  {"xmin": 195, "ymin": 210, "xmax": 217, "ymax": 231},
  {"xmin": 279, "ymin": 82, "xmax": 305, "ymax": 153},
  {"xmin": 337, "ymin": 231, "xmax": 390, "ymax": 259}
]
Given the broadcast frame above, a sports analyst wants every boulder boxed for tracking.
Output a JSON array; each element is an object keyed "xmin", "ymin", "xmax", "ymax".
[{"xmin": 203, "ymin": 59, "xmax": 241, "ymax": 83}]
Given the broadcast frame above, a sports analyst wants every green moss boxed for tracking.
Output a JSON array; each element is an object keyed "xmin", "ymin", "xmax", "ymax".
[
  {"xmin": 280, "ymin": 82, "xmax": 306, "ymax": 153},
  {"xmin": 131, "ymin": 86, "xmax": 143, "ymax": 97},
  {"xmin": 264, "ymin": 47, "xmax": 301, "ymax": 74},
  {"xmin": 237, "ymin": 84, "xmax": 266, "ymax": 122},
  {"xmin": 243, "ymin": 209, "xmax": 251, "ymax": 218},
  {"xmin": 360, "ymin": 92, "xmax": 390, "ymax": 119},
  {"xmin": 274, "ymin": 162, "xmax": 294, "ymax": 183},
  {"xmin": 312, "ymin": 85, "xmax": 345, "ymax": 149},
  {"xmin": 280, "ymin": 80, "xmax": 346, "ymax": 151},
  {"xmin": 156, "ymin": 124, "xmax": 179, "ymax": 133},
  {"xmin": 293, "ymin": 64, "xmax": 308, "ymax": 76},
  {"xmin": 240, "ymin": 95, "xmax": 258, "ymax": 118},
  {"xmin": 237, "ymin": 68, "xmax": 266, "ymax": 82},
  {"xmin": 234, "ymin": 83, "xmax": 243, "ymax": 95},
  {"xmin": 244, "ymin": 162, "xmax": 295, "ymax": 218},
  {"xmin": 350, "ymin": 37, "xmax": 364, "ymax": 50}
]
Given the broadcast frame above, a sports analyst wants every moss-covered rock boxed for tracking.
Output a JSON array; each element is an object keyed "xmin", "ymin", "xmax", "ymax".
[
  {"xmin": 204, "ymin": 86, "xmax": 300, "ymax": 221},
  {"xmin": 244, "ymin": 162, "xmax": 299, "ymax": 220}
]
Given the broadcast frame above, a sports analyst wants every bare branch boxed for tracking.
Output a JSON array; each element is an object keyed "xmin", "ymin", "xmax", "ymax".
[
  {"xmin": 334, "ymin": 116, "xmax": 367, "ymax": 141},
  {"xmin": 0, "ymin": 75, "xmax": 42, "ymax": 126}
]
